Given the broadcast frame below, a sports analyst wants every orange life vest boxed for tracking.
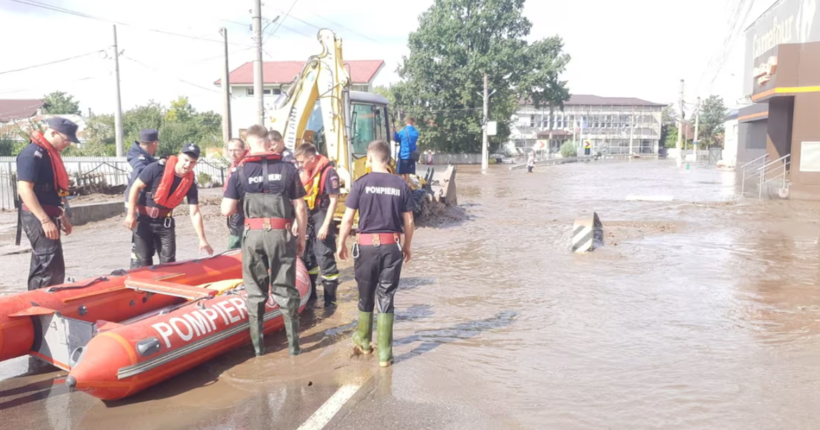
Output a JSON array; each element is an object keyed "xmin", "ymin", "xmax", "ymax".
[
  {"xmin": 153, "ymin": 155, "xmax": 194, "ymax": 209},
  {"xmin": 301, "ymin": 155, "xmax": 332, "ymax": 210},
  {"xmin": 30, "ymin": 131, "xmax": 69, "ymax": 197}
]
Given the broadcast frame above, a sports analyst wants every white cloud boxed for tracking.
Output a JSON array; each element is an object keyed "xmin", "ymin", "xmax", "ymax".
[{"xmin": 0, "ymin": 0, "xmax": 775, "ymax": 117}]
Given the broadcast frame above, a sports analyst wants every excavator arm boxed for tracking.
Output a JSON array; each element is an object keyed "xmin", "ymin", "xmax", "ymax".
[{"xmin": 267, "ymin": 29, "xmax": 353, "ymax": 194}]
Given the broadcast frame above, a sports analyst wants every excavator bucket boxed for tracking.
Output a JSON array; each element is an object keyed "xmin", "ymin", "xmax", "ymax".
[{"xmin": 429, "ymin": 165, "xmax": 458, "ymax": 207}]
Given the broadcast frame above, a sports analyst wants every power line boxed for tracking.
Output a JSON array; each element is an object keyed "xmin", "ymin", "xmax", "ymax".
[
  {"xmin": 0, "ymin": 73, "xmax": 109, "ymax": 97},
  {"xmin": 9, "ymin": 0, "xmax": 254, "ymax": 48},
  {"xmin": 122, "ymin": 55, "xmax": 220, "ymax": 94},
  {"xmin": 0, "ymin": 50, "xmax": 105, "ymax": 75},
  {"xmin": 308, "ymin": 12, "xmax": 384, "ymax": 44}
]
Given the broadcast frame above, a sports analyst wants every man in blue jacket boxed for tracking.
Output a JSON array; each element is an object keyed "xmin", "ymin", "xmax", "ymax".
[
  {"xmin": 125, "ymin": 129, "xmax": 159, "ymax": 268},
  {"xmin": 393, "ymin": 117, "xmax": 419, "ymax": 185}
]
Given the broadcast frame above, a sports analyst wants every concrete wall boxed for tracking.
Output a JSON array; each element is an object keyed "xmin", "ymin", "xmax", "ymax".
[
  {"xmin": 738, "ymin": 120, "xmax": 768, "ymax": 165},
  {"xmin": 67, "ymin": 201, "xmax": 124, "ymax": 227}
]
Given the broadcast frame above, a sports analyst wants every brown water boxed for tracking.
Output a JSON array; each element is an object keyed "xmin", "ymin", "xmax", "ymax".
[{"xmin": 2, "ymin": 160, "xmax": 820, "ymax": 429}]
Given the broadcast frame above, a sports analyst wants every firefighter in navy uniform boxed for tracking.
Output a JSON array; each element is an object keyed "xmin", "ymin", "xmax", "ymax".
[
  {"xmin": 221, "ymin": 125, "xmax": 308, "ymax": 357},
  {"xmin": 294, "ymin": 143, "xmax": 341, "ymax": 307},
  {"xmin": 337, "ymin": 140, "xmax": 415, "ymax": 367},
  {"xmin": 125, "ymin": 129, "xmax": 160, "ymax": 267},
  {"xmin": 15, "ymin": 117, "xmax": 78, "ymax": 291},
  {"xmin": 224, "ymin": 138, "xmax": 247, "ymax": 249},
  {"xmin": 124, "ymin": 143, "xmax": 213, "ymax": 266}
]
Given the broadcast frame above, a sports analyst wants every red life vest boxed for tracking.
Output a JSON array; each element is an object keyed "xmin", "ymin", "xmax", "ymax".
[
  {"xmin": 30, "ymin": 131, "xmax": 70, "ymax": 197},
  {"xmin": 153, "ymin": 155, "xmax": 194, "ymax": 209},
  {"xmin": 239, "ymin": 152, "xmax": 282, "ymax": 165}
]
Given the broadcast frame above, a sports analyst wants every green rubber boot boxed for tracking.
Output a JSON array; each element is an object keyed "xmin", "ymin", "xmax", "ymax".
[
  {"xmin": 353, "ymin": 311, "xmax": 373, "ymax": 354},
  {"xmin": 283, "ymin": 317, "xmax": 301, "ymax": 356},
  {"xmin": 377, "ymin": 313, "xmax": 394, "ymax": 367},
  {"xmin": 249, "ymin": 317, "xmax": 265, "ymax": 357}
]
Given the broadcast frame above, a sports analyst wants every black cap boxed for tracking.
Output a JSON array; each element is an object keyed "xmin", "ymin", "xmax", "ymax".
[
  {"xmin": 181, "ymin": 143, "xmax": 201, "ymax": 159},
  {"xmin": 139, "ymin": 129, "xmax": 159, "ymax": 142},
  {"xmin": 47, "ymin": 117, "xmax": 80, "ymax": 143}
]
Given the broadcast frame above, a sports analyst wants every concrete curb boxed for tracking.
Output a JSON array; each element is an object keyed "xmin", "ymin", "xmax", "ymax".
[
  {"xmin": 1, "ymin": 201, "xmax": 124, "ymax": 244},
  {"xmin": 67, "ymin": 201, "xmax": 125, "ymax": 227}
]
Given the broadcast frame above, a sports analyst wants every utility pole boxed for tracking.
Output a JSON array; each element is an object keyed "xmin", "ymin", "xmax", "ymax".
[
  {"xmin": 113, "ymin": 25, "xmax": 124, "ymax": 158},
  {"xmin": 629, "ymin": 106, "xmax": 634, "ymax": 156},
  {"xmin": 252, "ymin": 0, "xmax": 264, "ymax": 126},
  {"xmin": 693, "ymin": 96, "xmax": 700, "ymax": 162},
  {"xmin": 482, "ymin": 73, "xmax": 489, "ymax": 171},
  {"xmin": 220, "ymin": 28, "xmax": 232, "ymax": 143},
  {"xmin": 676, "ymin": 79, "xmax": 684, "ymax": 168}
]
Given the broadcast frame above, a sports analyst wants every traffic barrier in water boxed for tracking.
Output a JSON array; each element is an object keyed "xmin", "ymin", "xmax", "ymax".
[{"xmin": 572, "ymin": 212, "xmax": 603, "ymax": 253}]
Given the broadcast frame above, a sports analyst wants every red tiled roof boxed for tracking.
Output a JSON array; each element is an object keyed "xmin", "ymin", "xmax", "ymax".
[
  {"xmin": 215, "ymin": 60, "xmax": 384, "ymax": 86},
  {"xmin": 0, "ymin": 99, "xmax": 44, "ymax": 122}
]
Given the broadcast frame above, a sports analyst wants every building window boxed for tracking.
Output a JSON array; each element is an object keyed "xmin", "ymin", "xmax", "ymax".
[
  {"xmin": 530, "ymin": 115, "xmax": 536, "ymax": 127},
  {"xmin": 246, "ymin": 88, "xmax": 276, "ymax": 96}
]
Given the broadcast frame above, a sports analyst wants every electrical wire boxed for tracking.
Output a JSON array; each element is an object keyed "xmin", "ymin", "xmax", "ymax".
[
  {"xmin": 0, "ymin": 50, "xmax": 105, "ymax": 75},
  {"xmin": 122, "ymin": 55, "xmax": 220, "ymax": 94},
  {"xmin": 9, "ymin": 0, "xmax": 254, "ymax": 48}
]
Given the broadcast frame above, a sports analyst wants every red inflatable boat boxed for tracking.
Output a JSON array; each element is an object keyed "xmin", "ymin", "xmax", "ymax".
[{"xmin": 0, "ymin": 250, "xmax": 310, "ymax": 400}]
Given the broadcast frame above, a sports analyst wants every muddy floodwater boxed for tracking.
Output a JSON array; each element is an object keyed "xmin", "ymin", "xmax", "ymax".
[{"xmin": 2, "ymin": 159, "xmax": 820, "ymax": 429}]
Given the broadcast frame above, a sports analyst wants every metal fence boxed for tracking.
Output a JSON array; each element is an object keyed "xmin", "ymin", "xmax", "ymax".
[{"xmin": 0, "ymin": 156, "xmax": 227, "ymax": 210}]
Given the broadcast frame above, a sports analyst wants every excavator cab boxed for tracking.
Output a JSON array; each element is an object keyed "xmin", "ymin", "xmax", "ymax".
[{"xmin": 304, "ymin": 91, "xmax": 395, "ymax": 221}]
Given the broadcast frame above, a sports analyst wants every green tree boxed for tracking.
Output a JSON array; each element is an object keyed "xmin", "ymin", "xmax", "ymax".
[
  {"xmin": 42, "ymin": 91, "xmax": 81, "ymax": 115},
  {"xmin": 394, "ymin": 0, "xmax": 544, "ymax": 153},
  {"xmin": 62, "ymin": 97, "xmax": 221, "ymax": 157},
  {"xmin": 697, "ymin": 95, "xmax": 727, "ymax": 148},
  {"xmin": 518, "ymin": 36, "xmax": 571, "ymax": 134},
  {"xmin": 660, "ymin": 104, "xmax": 678, "ymax": 149},
  {"xmin": 165, "ymin": 96, "xmax": 195, "ymax": 123}
]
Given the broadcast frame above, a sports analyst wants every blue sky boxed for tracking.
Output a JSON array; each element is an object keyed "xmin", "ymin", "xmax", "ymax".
[{"xmin": 0, "ymin": 0, "xmax": 780, "ymax": 117}]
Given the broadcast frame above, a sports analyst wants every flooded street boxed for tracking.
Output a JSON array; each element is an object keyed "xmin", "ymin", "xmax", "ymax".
[{"xmin": 3, "ymin": 159, "xmax": 820, "ymax": 429}]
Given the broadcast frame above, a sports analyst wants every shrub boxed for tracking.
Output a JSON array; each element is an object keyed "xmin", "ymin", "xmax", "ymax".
[{"xmin": 560, "ymin": 141, "xmax": 577, "ymax": 158}]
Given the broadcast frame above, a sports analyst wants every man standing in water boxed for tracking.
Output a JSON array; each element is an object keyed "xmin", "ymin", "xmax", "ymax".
[
  {"xmin": 337, "ymin": 140, "xmax": 414, "ymax": 367},
  {"xmin": 221, "ymin": 125, "xmax": 307, "ymax": 357}
]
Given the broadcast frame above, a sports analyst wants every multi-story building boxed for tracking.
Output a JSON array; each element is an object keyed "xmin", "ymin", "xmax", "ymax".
[{"xmin": 510, "ymin": 94, "xmax": 666, "ymax": 155}]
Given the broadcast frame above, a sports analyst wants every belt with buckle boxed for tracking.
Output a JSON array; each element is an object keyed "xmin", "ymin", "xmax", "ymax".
[
  {"xmin": 244, "ymin": 217, "xmax": 292, "ymax": 231},
  {"xmin": 357, "ymin": 233, "xmax": 401, "ymax": 246},
  {"xmin": 22, "ymin": 204, "xmax": 63, "ymax": 217},
  {"xmin": 136, "ymin": 205, "xmax": 173, "ymax": 219}
]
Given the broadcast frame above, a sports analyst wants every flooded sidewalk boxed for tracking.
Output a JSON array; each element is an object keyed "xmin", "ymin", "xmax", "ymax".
[{"xmin": 2, "ymin": 159, "xmax": 820, "ymax": 429}]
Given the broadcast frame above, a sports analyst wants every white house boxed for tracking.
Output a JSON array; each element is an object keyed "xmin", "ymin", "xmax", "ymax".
[{"xmin": 722, "ymin": 110, "xmax": 739, "ymax": 167}]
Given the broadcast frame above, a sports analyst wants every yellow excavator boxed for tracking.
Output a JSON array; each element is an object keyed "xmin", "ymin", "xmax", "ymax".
[{"xmin": 265, "ymin": 28, "xmax": 456, "ymax": 222}]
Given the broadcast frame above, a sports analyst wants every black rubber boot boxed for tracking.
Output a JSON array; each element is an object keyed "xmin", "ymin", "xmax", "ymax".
[
  {"xmin": 309, "ymin": 273, "xmax": 318, "ymax": 302},
  {"xmin": 353, "ymin": 311, "xmax": 373, "ymax": 354},
  {"xmin": 283, "ymin": 316, "xmax": 301, "ymax": 356},
  {"xmin": 377, "ymin": 313, "xmax": 394, "ymax": 367},
  {"xmin": 322, "ymin": 279, "xmax": 338, "ymax": 308},
  {"xmin": 249, "ymin": 317, "xmax": 265, "ymax": 357}
]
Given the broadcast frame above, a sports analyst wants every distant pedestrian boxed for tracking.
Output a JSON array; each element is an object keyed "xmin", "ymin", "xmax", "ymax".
[
  {"xmin": 426, "ymin": 150, "xmax": 434, "ymax": 165},
  {"xmin": 527, "ymin": 152, "xmax": 535, "ymax": 174},
  {"xmin": 393, "ymin": 117, "xmax": 419, "ymax": 185},
  {"xmin": 584, "ymin": 140, "xmax": 591, "ymax": 156}
]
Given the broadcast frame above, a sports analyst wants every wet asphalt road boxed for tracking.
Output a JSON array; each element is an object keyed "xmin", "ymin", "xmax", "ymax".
[{"xmin": 2, "ymin": 159, "xmax": 820, "ymax": 429}]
